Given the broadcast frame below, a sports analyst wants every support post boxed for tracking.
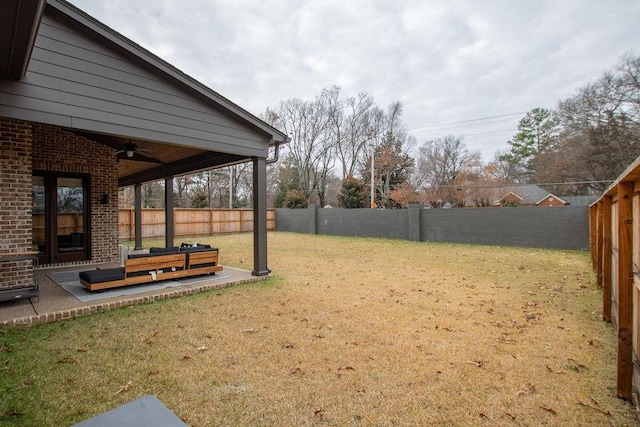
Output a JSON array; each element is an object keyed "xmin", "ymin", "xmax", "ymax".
[
  {"xmin": 616, "ymin": 182, "xmax": 633, "ymax": 400},
  {"xmin": 252, "ymin": 157, "xmax": 269, "ymax": 276},
  {"xmin": 603, "ymin": 196, "xmax": 612, "ymax": 323},
  {"xmin": 165, "ymin": 177, "xmax": 174, "ymax": 249},
  {"xmin": 595, "ymin": 202, "xmax": 603, "ymax": 284},
  {"xmin": 134, "ymin": 183, "xmax": 143, "ymax": 250}
]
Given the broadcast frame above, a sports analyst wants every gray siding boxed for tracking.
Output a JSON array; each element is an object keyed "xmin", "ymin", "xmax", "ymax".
[
  {"xmin": 276, "ymin": 206, "xmax": 590, "ymax": 250},
  {"xmin": 0, "ymin": 11, "xmax": 269, "ymax": 157}
]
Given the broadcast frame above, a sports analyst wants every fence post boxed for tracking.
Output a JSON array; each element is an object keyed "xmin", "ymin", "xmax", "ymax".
[
  {"xmin": 595, "ymin": 202, "xmax": 603, "ymax": 288},
  {"xmin": 616, "ymin": 181, "xmax": 633, "ymax": 400},
  {"xmin": 602, "ymin": 196, "xmax": 612, "ymax": 323},
  {"xmin": 309, "ymin": 205, "xmax": 318, "ymax": 235},
  {"xmin": 407, "ymin": 204, "xmax": 423, "ymax": 241}
]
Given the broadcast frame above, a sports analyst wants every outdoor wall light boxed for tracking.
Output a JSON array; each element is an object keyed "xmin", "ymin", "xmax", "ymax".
[{"xmin": 101, "ymin": 194, "xmax": 110, "ymax": 204}]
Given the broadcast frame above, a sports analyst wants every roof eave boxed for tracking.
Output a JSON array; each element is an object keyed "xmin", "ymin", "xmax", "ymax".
[
  {"xmin": 0, "ymin": 0, "xmax": 46, "ymax": 80},
  {"xmin": 47, "ymin": 0, "xmax": 288, "ymax": 144}
]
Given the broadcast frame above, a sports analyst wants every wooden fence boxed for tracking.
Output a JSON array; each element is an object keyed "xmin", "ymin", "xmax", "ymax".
[
  {"xmin": 590, "ymin": 155, "xmax": 640, "ymax": 401},
  {"xmin": 118, "ymin": 208, "xmax": 275, "ymax": 240}
]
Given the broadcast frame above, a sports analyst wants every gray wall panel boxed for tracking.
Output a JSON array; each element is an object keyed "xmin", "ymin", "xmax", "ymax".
[
  {"xmin": 275, "ymin": 208, "xmax": 316, "ymax": 234},
  {"xmin": 421, "ymin": 207, "xmax": 589, "ymax": 249},
  {"xmin": 275, "ymin": 206, "xmax": 590, "ymax": 250},
  {"xmin": 316, "ymin": 209, "xmax": 408, "ymax": 239}
]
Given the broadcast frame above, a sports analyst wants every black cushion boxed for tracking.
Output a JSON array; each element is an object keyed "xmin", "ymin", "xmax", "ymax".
[
  {"xmin": 180, "ymin": 246, "xmax": 217, "ymax": 254},
  {"xmin": 79, "ymin": 268, "xmax": 125, "ymax": 284},
  {"xmin": 149, "ymin": 246, "xmax": 179, "ymax": 254}
]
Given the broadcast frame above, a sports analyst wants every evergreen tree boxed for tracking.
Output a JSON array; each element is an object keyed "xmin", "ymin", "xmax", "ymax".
[{"xmin": 337, "ymin": 176, "xmax": 367, "ymax": 208}]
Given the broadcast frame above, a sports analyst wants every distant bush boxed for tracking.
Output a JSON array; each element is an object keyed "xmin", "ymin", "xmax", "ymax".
[
  {"xmin": 338, "ymin": 176, "xmax": 368, "ymax": 208},
  {"xmin": 282, "ymin": 189, "xmax": 309, "ymax": 209}
]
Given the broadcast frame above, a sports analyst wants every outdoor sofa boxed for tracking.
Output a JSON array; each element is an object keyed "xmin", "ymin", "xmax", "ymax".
[{"xmin": 79, "ymin": 244, "xmax": 222, "ymax": 291}]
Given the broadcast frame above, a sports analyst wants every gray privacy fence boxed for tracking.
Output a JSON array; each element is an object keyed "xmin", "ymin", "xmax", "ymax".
[{"xmin": 275, "ymin": 205, "xmax": 590, "ymax": 250}]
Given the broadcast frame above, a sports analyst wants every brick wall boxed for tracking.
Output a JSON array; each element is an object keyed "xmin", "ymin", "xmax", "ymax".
[
  {"xmin": 0, "ymin": 120, "xmax": 34, "ymax": 288},
  {"xmin": 0, "ymin": 119, "xmax": 121, "ymax": 290},
  {"xmin": 32, "ymin": 124, "xmax": 120, "ymax": 264}
]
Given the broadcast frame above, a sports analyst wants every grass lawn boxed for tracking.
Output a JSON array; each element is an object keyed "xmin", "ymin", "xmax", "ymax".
[{"xmin": 0, "ymin": 232, "xmax": 637, "ymax": 426}]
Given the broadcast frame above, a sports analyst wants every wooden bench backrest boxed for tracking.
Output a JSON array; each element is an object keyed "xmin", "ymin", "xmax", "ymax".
[
  {"xmin": 125, "ymin": 253, "xmax": 186, "ymax": 275},
  {"xmin": 187, "ymin": 250, "xmax": 218, "ymax": 267}
]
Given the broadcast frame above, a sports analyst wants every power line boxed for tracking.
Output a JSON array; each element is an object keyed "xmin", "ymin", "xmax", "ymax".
[
  {"xmin": 434, "ymin": 180, "xmax": 614, "ymax": 189},
  {"xmin": 410, "ymin": 117, "xmax": 522, "ymax": 134},
  {"xmin": 408, "ymin": 112, "xmax": 527, "ymax": 132}
]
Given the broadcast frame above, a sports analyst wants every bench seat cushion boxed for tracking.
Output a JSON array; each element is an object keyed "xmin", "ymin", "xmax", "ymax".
[{"xmin": 80, "ymin": 268, "xmax": 125, "ymax": 284}]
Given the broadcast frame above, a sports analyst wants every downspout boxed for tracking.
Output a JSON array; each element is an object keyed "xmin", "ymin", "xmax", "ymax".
[{"xmin": 266, "ymin": 137, "xmax": 289, "ymax": 164}]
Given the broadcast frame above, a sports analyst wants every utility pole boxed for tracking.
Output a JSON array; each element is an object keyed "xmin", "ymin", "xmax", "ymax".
[{"xmin": 370, "ymin": 144, "xmax": 375, "ymax": 208}]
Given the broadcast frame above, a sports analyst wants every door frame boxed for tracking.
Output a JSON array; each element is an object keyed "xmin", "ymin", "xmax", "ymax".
[{"xmin": 32, "ymin": 171, "xmax": 91, "ymax": 264}]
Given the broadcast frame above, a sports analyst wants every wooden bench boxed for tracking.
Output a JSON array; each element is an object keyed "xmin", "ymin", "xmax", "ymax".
[
  {"xmin": 79, "ymin": 249, "xmax": 222, "ymax": 291},
  {"xmin": 186, "ymin": 250, "xmax": 223, "ymax": 275}
]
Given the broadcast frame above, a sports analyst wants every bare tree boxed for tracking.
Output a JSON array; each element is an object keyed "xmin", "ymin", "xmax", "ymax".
[
  {"xmin": 325, "ymin": 88, "xmax": 383, "ymax": 179},
  {"xmin": 265, "ymin": 93, "xmax": 335, "ymax": 205},
  {"xmin": 415, "ymin": 135, "xmax": 481, "ymax": 206},
  {"xmin": 556, "ymin": 54, "xmax": 640, "ymax": 192}
]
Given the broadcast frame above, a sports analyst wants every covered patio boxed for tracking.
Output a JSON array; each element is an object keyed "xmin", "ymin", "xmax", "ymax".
[
  {"xmin": 0, "ymin": 0, "xmax": 287, "ymax": 309},
  {"xmin": 0, "ymin": 263, "xmax": 269, "ymax": 327}
]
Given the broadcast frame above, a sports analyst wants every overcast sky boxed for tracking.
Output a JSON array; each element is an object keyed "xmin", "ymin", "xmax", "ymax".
[{"xmin": 68, "ymin": 0, "xmax": 640, "ymax": 161}]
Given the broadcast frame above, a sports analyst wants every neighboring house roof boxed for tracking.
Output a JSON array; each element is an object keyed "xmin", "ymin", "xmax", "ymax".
[
  {"xmin": 493, "ymin": 185, "xmax": 546, "ymax": 205},
  {"xmin": 0, "ymin": 0, "xmax": 288, "ymax": 186},
  {"xmin": 562, "ymin": 196, "xmax": 600, "ymax": 206},
  {"xmin": 493, "ymin": 185, "xmax": 569, "ymax": 206}
]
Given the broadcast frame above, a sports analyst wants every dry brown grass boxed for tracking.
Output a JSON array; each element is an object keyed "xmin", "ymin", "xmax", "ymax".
[{"xmin": 1, "ymin": 232, "xmax": 638, "ymax": 426}]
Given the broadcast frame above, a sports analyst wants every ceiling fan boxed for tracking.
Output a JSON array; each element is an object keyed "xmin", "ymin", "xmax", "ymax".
[{"xmin": 116, "ymin": 142, "xmax": 163, "ymax": 163}]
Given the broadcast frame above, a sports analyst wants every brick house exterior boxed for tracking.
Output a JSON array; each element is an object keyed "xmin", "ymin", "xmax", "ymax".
[
  {"xmin": 0, "ymin": 120, "xmax": 34, "ymax": 288},
  {"xmin": 32, "ymin": 123, "xmax": 120, "ymax": 264},
  {"xmin": 492, "ymin": 185, "xmax": 568, "ymax": 207},
  {"xmin": 536, "ymin": 194, "xmax": 568, "ymax": 207},
  {"xmin": 0, "ymin": 120, "xmax": 120, "ymax": 291}
]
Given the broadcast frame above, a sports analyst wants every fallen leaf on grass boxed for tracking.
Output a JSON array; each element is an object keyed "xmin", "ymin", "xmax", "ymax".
[
  {"xmin": 576, "ymin": 400, "xmax": 612, "ymax": 416},
  {"xmin": 290, "ymin": 367, "xmax": 303, "ymax": 376},
  {"xmin": 516, "ymin": 383, "xmax": 537, "ymax": 396},
  {"xmin": 114, "ymin": 380, "xmax": 132, "ymax": 395},
  {"xmin": 56, "ymin": 357, "xmax": 77, "ymax": 364},
  {"xmin": 336, "ymin": 366, "xmax": 355, "ymax": 377},
  {"xmin": 540, "ymin": 406, "xmax": 557, "ymax": 416}
]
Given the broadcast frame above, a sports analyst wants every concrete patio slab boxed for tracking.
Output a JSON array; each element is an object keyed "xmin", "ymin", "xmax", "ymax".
[{"xmin": 0, "ymin": 264, "xmax": 268, "ymax": 327}]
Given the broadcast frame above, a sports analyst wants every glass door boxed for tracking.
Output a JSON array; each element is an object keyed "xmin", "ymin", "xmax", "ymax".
[
  {"xmin": 55, "ymin": 177, "xmax": 86, "ymax": 260},
  {"xmin": 32, "ymin": 173, "xmax": 89, "ymax": 264}
]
